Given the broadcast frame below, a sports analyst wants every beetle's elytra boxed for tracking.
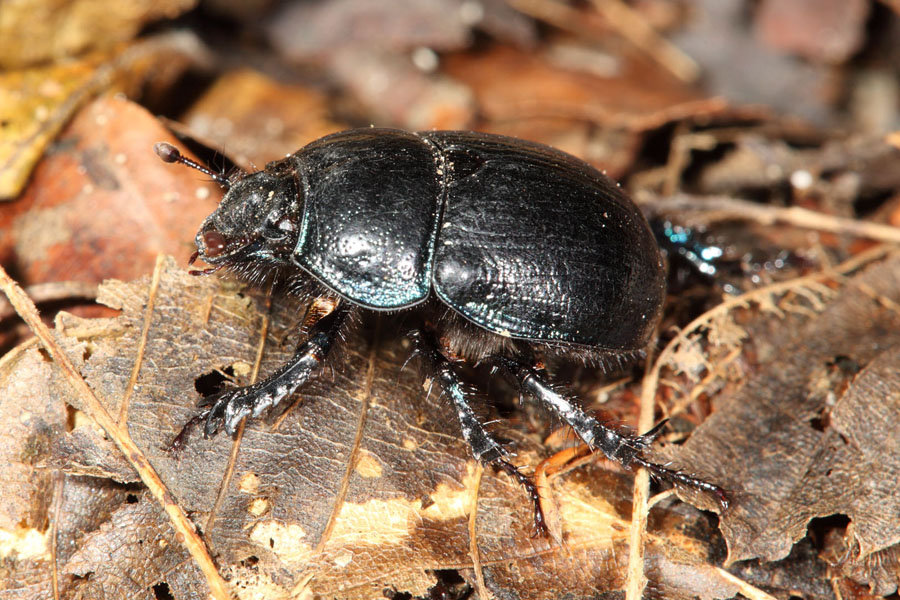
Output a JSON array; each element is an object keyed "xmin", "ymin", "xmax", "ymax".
[{"xmin": 156, "ymin": 128, "xmax": 727, "ymax": 533}]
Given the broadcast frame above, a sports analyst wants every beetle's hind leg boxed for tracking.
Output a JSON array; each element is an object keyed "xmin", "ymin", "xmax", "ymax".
[
  {"xmin": 410, "ymin": 329, "xmax": 549, "ymax": 536},
  {"xmin": 495, "ymin": 357, "xmax": 729, "ymax": 511}
]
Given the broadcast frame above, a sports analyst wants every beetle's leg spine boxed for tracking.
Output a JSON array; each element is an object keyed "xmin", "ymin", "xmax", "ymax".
[
  {"xmin": 631, "ymin": 456, "xmax": 729, "ymax": 510},
  {"xmin": 410, "ymin": 330, "xmax": 549, "ymax": 537},
  {"xmin": 497, "ymin": 358, "xmax": 729, "ymax": 511},
  {"xmin": 202, "ymin": 300, "xmax": 350, "ymax": 437}
]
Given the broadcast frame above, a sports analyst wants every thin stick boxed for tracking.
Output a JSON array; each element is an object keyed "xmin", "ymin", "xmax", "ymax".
[
  {"xmin": 638, "ymin": 192, "xmax": 900, "ymax": 244},
  {"xmin": 468, "ymin": 463, "xmax": 492, "ymax": 600},
  {"xmin": 0, "ymin": 263, "xmax": 230, "ymax": 599},
  {"xmin": 625, "ymin": 337, "xmax": 660, "ymax": 600},
  {"xmin": 118, "ymin": 255, "xmax": 164, "ymax": 427},
  {"xmin": 590, "ymin": 0, "xmax": 701, "ymax": 82},
  {"xmin": 0, "ymin": 280, "xmax": 97, "ymax": 321}
]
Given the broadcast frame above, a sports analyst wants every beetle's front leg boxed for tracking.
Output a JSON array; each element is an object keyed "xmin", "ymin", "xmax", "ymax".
[
  {"xmin": 496, "ymin": 358, "xmax": 729, "ymax": 511},
  {"xmin": 198, "ymin": 298, "xmax": 350, "ymax": 438}
]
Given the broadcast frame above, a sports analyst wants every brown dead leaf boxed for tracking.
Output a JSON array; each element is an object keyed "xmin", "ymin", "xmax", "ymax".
[
  {"xmin": 672, "ymin": 252, "xmax": 900, "ymax": 593},
  {"xmin": 442, "ymin": 44, "xmax": 726, "ymax": 177},
  {"xmin": 2, "ymin": 257, "xmax": 743, "ymax": 599},
  {"xmin": 0, "ymin": 94, "xmax": 221, "ymax": 285},
  {"xmin": 181, "ymin": 69, "xmax": 348, "ymax": 170},
  {"xmin": 0, "ymin": 0, "xmax": 197, "ymax": 69},
  {"xmin": 63, "ymin": 491, "xmax": 207, "ymax": 600},
  {"xmin": 0, "ymin": 33, "xmax": 209, "ymax": 200},
  {"xmin": 443, "ymin": 44, "xmax": 709, "ymax": 130}
]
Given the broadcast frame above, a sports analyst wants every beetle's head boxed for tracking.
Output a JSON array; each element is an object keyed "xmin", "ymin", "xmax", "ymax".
[
  {"xmin": 193, "ymin": 170, "xmax": 301, "ymax": 272},
  {"xmin": 153, "ymin": 143, "xmax": 303, "ymax": 279}
]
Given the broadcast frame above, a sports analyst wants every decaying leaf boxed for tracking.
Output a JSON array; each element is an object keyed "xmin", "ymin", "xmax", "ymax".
[
  {"xmin": 1, "ymin": 95, "xmax": 222, "ymax": 285},
  {"xmin": 0, "ymin": 33, "xmax": 208, "ymax": 200},
  {"xmin": 443, "ymin": 44, "xmax": 728, "ymax": 178},
  {"xmin": 0, "ymin": 53, "xmax": 110, "ymax": 200},
  {"xmin": 672, "ymin": 252, "xmax": 900, "ymax": 593},
  {"xmin": 63, "ymin": 491, "xmax": 206, "ymax": 600},
  {"xmin": 0, "ymin": 0, "xmax": 197, "ymax": 69},
  {"xmin": 2, "ymin": 256, "xmax": 749, "ymax": 599}
]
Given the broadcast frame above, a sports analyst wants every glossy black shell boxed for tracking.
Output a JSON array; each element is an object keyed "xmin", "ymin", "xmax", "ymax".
[{"xmin": 284, "ymin": 128, "xmax": 664, "ymax": 351}]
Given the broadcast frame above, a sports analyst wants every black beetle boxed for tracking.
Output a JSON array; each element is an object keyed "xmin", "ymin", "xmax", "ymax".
[{"xmin": 156, "ymin": 129, "xmax": 727, "ymax": 532}]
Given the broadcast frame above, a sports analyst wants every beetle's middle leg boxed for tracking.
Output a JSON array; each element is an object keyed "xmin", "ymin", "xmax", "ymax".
[
  {"xmin": 410, "ymin": 329, "xmax": 548, "ymax": 536},
  {"xmin": 494, "ymin": 357, "xmax": 729, "ymax": 511}
]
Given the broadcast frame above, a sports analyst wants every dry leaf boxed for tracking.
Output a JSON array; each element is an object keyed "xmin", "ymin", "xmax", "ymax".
[
  {"xmin": 2, "ymin": 257, "xmax": 743, "ymax": 599},
  {"xmin": 442, "ymin": 44, "xmax": 725, "ymax": 177},
  {"xmin": 63, "ymin": 492, "xmax": 207, "ymax": 600},
  {"xmin": 0, "ymin": 95, "xmax": 221, "ymax": 284},
  {"xmin": 673, "ymin": 253, "xmax": 900, "ymax": 593},
  {"xmin": 0, "ymin": 53, "xmax": 109, "ymax": 199},
  {"xmin": 0, "ymin": 0, "xmax": 196, "ymax": 69},
  {"xmin": 0, "ymin": 33, "xmax": 209, "ymax": 200}
]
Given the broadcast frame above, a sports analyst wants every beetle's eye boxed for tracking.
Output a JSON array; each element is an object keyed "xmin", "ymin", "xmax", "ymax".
[
  {"xmin": 263, "ymin": 214, "xmax": 296, "ymax": 240},
  {"xmin": 203, "ymin": 230, "xmax": 227, "ymax": 257}
]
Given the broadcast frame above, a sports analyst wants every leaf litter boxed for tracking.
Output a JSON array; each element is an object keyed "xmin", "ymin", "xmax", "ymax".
[
  {"xmin": 662, "ymin": 248, "xmax": 900, "ymax": 594},
  {"xmin": 2, "ymin": 255, "xmax": 781, "ymax": 599}
]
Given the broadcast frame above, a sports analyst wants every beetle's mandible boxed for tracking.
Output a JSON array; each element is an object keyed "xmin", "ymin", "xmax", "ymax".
[{"xmin": 156, "ymin": 128, "xmax": 727, "ymax": 533}]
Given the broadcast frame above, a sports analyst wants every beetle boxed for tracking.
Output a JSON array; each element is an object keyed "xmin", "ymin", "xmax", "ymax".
[{"xmin": 155, "ymin": 128, "xmax": 727, "ymax": 533}]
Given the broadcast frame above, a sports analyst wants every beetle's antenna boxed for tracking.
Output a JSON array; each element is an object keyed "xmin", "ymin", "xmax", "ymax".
[{"xmin": 154, "ymin": 142, "xmax": 231, "ymax": 190}]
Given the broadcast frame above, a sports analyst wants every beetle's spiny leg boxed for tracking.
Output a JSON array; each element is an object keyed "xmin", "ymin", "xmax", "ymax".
[
  {"xmin": 496, "ymin": 359, "xmax": 637, "ymax": 461},
  {"xmin": 631, "ymin": 456, "xmax": 730, "ymax": 510},
  {"xmin": 409, "ymin": 331, "xmax": 507, "ymax": 462},
  {"xmin": 491, "ymin": 459, "xmax": 548, "ymax": 538},
  {"xmin": 497, "ymin": 358, "xmax": 729, "ymax": 511},
  {"xmin": 410, "ymin": 330, "xmax": 549, "ymax": 536},
  {"xmin": 191, "ymin": 300, "xmax": 349, "ymax": 439}
]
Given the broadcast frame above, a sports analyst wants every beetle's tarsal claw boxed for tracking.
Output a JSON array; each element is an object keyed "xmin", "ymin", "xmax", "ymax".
[
  {"xmin": 631, "ymin": 455, "xmax": 730, "ymax": 512},
  {"xmin": 491, "ymin": 457, "xmax": 549, "ymax": 538},
  {"xmin": 183, "ymin": 303, "xmax": 351, "ymax": 445},
  {"xmin": 167, "ymin": 409, "xmax": 210, "ymax": 454},
  {"xmin": 638, "ymin": 419, "xmax": 669, "ymax": 445}
]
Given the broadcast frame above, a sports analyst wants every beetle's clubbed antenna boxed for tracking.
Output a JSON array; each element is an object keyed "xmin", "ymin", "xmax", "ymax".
[{"xmin": 154, "ymin": 142, "xmax": 231, "ymax": 190}]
